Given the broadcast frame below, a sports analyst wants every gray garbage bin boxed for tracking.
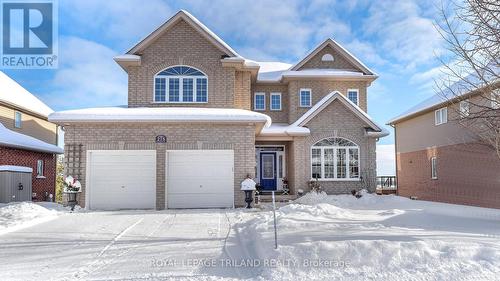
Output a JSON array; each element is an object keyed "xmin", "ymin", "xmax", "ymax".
[{"xmin": 0, "ymin": 165, "xmax": 33, "ymax": 203}]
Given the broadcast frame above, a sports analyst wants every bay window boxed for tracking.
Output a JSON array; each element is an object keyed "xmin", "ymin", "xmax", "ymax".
[{"xmin": 311, "ymin": 137, "xmax": 360, "ymax": 180}]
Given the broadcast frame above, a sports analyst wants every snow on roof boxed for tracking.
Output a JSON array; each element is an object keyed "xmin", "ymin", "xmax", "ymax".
[
  {"xmin": 387, "ymin": 64, "xmax": 499, "ymax": 124},
  {"xmin": 49, "ymin": 106, "xmax": 271, "ymax": 126},
  {"xmin": 0, "ymin": 165, "xmax": 33, "ymax": 173},
  {"xmin": 0, "ymin": 72, "xmax": 53, "ymax": 118},
  {"xmin": 252, "ymin": 61, "xmax": 292, "ymax": 81},
  {"xmin": 127, "ymin": 10, "xmax": 240, "ymax": 57},
  {"xmin": 282, "ymin": 69, "xmax": 366, "ymax": 78},
  {"xmin": 113, "ymin": 54, "xmax": 141, "ymax": 62},
  {"xmin": 259, "ymin": 123, "xmax": 310, "ymax": 137},
  {"xmin": 0, "ymin": 123, "xmax": 63, "ymax": 154}
]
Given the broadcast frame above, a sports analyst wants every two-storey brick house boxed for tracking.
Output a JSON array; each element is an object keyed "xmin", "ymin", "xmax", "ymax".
[
  {"xmin": 49, "ymin": 10, "xmax": 387, "ymax": 210},
  {"xmin": 0, "ymin": 72, "xmax": 63, "ymax": 201}
]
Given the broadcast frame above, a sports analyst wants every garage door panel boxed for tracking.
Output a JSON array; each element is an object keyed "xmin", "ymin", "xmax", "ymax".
[
  {"xmin": 88, "ymin": 150, "xmax": 156, "ymax": 210},
  {"xmin": 167, "ymin": 150, "xmax": 234, "ymax": 209}
]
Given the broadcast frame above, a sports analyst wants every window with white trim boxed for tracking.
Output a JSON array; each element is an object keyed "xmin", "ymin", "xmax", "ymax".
[
  {"xmin": 459, "ymin": 99, "xmax": 470, "ymax": 117},
  {"xmin": 431, "ymin": 156, "xmax": 437, "ymax": 179},
  {"xmin": 435, "ymin": 107, "xmax": 448, "ymax": 125},
  {"xmin": 37, "ymin": 160, "xmax": 44, "ymax": 177},
  {"xmin": 491, "ymin": 90, "xmax": 500, "ymax": 109},
  {"xmin": 270, "ymin": 92, "xmax": 282, "ymax": 111},
  {"xmin": 14, "ymin": 111, "xmax": 22, "ymax": 128},
  {"xmin": 347, "ymin": 89, "xmax": 359, "ymax": 105},
  {"xmin": 299, "ymin": 89, "xmax": 311, "ymax": 107},
  {"xmin": 311, "ymin": 137, "xmax": 359, "ymax": 180},
  {"xmin": 154, "ymin": 66, "xmax": 207, "ymax": 103},
  {"xmin": 254, "ymin": 92, "xmax": 265, "ymax": 110}
]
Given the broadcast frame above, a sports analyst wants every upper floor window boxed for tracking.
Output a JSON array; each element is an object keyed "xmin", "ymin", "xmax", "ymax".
[
  {"xmin": 254, "ymin": 92, "xmax": 265, "ymax": 111},
  {"xmin": 459, "ymin": 99, "xmax": 470, "ymax": 117},
  {"xmin": 270, "ymin": 93, "xmax": 282, "ymax": 111},
  {"xmin": 299, "ymin": 89, "xmax": 312, "ymax": 107},
  {"xmin": 321, "ymin": 53, "xmax": 334, "ymax": 61},
  {"xmin": 347, "ymin": 89, "xmax": 359, "ymax": 105},
  {"xmin": 14, "ymin": 111, "xmax": 22, "ymax": 128},
  {"xmin": 154, "ymin": 66, "xmax": 207, "ymax": 103},
  {"xmin": 435, "ymin": 107, "xmax": 447, "ymax": 125},
  {"xmin": 311, "ymin": 137, "xmax": 359, "ymax": 180}
]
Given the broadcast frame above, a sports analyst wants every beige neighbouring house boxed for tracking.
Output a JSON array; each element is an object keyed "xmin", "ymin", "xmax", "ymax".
[
  {"xmin": 49, "ymin": 10, "xmax": 388, "ymax": 210},
  {"xmin": 388, "ymin": 83, "xmax": 500, "ymax": 209}
]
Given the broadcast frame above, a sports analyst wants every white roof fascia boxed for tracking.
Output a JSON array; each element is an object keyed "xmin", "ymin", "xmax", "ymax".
[{"xmin": 127, "ymin": 10, "xmax": 239, "ymax": 57}]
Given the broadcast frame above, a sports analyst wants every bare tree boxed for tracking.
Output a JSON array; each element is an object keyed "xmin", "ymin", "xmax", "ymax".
[{"xmin": 436, "ymin": 0, "xmax": 500, "ymax": 158}]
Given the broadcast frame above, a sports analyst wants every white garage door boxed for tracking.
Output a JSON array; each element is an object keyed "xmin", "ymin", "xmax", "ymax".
[
  {"xmin": 87, "ymin": 150, "xmax": 156, "ymax": 210},
  {"xmin": 167, "ymin": 150, "xmax": 234, "ymax": 209}
]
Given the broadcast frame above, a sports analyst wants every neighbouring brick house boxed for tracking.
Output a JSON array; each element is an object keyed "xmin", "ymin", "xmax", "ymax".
[
  {"xmin": 49, "ymin": 10, "xmax": 388, "ymax": 210},
  {"xmin": 0, "ymin": 72, "xmax": 63, "ymax": 201},
  {"xmin": 388, "ymin": 84, "xmax": 500, "ymax": 208}
]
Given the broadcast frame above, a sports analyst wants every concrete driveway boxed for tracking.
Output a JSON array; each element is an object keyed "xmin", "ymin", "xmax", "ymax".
[{"xmin": 0, "ymin": 209, "xmax": 247, "ymax": 281}]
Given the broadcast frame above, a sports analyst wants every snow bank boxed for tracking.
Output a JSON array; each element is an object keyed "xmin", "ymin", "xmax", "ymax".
[
  {"xmin": 0, "ymin": 202, "xmax": 77, "ymax": 235},
  {"xmin": 225, "ymin": 193, "xmax": 500, "ymax": 280}
]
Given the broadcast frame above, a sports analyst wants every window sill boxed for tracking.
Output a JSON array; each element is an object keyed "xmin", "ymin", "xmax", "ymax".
[
  {"xmin": 254, "ymin": 108, "xmax": 266, "ymax": 111},
  {"xmin": 36, "ymin": 176, "xmax": 46, "ymax": 179},
  {"xmin": 299, "ymin": 105, "xmax": 312, "ymax": 108},
  {"xmin": 310, "ymin": 178, "xmax": 361, "ymax": 182},
  {"xmin": 270, "ymin": 109, "xmax": 282, "ymax": 111}
]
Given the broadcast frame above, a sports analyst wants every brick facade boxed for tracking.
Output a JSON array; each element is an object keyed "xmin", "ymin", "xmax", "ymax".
[
  {"xmin": 60, "ymin": 13, "xmax": 382, "ymax": 209},
  {"xmin": 63, "ymin": 123, "xmax": 256, "ymax": 209},
  {"xmin": 397, "ymin": 142, "xmax": 500, "ymax": 209},
  {"xmin": 0, "ymin": 146, "xmax": 56, "ymax": 201}
]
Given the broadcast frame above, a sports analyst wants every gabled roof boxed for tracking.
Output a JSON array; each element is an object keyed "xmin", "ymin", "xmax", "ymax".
[
  {"xmin": 0, "ymin": 72, "xmax": 53, "ymax": 118},
  {"xmin": 293, "ymin": 91, "xmax": 388, "ymax": 137},
  {"xmin": 126, "ymin": 10, "xmax": 240, "ymax": 57},
  {"xmin": 0, "ymin": 123, "xmax": 63, "ymax": 154},
  {"xmin": 290, "ymin": 39, "xmax": 376, "ymax": 75}
]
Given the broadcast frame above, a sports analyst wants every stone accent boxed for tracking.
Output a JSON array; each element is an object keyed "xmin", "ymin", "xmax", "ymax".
[
  {"xmin": 287, "ymin": 80, "xmax": 369, "ymax": 123},
  {"xmin": 397, "ymin": 142, "xmax": 500, "ymax": 209},
  {"xmin": 0, "ymin": 146, "xmax": 57, "ymax": 201},
  {"xmin": 289, "ymin": 100, "xmax": 377, "ymax": 194},
  {"xmin": 298, "ymin": 45, "xmax": 362, "ymax": 71},
  {"xmin": 63, "ymin": 123, "xmax": 256, "ymax": 209}
]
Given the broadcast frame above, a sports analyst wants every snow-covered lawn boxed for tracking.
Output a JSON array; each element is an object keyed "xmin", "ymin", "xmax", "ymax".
[
  {"xmin": 0, "ymin": 202, "xmax": 75, "ymax": 235},
  {"xmin": 0, "ymin": 194, "xmax": 499, "ymax": 280},
  {"xmin": 226, "ymin": 192, "xmax": 500, "ymax": 280}
]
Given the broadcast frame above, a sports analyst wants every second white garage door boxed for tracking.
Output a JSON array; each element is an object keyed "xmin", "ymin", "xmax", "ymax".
[
  {"xmin": 87, "ymin": 150, "xmax": 156, "ymax": 210},
  {"xmin": 166, "ymin": 150, "xmax": 234, "ymax": 209}
]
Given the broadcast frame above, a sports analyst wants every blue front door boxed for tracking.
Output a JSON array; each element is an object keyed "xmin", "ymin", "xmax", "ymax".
[{"xmin": 260, "ymin": 152, "xmax": 277, "ymax": 190}]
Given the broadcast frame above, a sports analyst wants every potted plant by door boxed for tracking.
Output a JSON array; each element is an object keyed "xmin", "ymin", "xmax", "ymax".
[{"xmin": 63, "ymin": 176, "xmax": 81, "ymax": 211}]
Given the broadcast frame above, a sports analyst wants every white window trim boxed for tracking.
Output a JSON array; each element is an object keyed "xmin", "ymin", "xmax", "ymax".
[
  {"xmin": 459, "ymin": 99, "xmax": 470, "ymax": 117},
  {"xmin": 431, "ymin": 156, "xmax": 437, "ymax": 179},
  {"xmin": 310, "ymin": 144, "xmax": 360, "ymax": 181},
  {"xmin": 347, "ymin": 89, "xmax": 359, "ymax": 106},
  {"xmin": 254, "ymin": 92, "xmax": 266, "ymax": 111},
  {"xmin": 434, "ymin": 107, "xmax": 448, "ymax": 126},
  {"xmin": 14, "ymin": 111, "xmax": 22, "ymax": 128},
  {"xmin": 36, "ymin": 160, "xmax": 44, "ymax": 178},
  {"xmin": 152, "ymin": 66, "xmax": 209, "ymax": 104},
  {"xmin": 299, "ymin": 88, "xmax": 312, "ymax": 107},
  {"xmin": 270, "ymin": 92, "xmax": 282, "ymax": 111}
]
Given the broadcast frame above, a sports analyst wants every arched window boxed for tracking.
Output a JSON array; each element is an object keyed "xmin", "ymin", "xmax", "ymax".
[
  {"xmin": 311, "ymin": 137, "xmax": 359, "ymax": 180},
  {"xmin": 154, "ymin": 66, "xmax": 208, "ymax": 103},
  {"xmin": 321, "ymin": 53, "xmax": 334, "ymax": 62}
]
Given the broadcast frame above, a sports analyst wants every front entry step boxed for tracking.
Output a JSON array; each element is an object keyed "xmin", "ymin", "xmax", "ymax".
[{"xmin": 258, "ymin": 194, "xmax": 297, "ymax": 203}]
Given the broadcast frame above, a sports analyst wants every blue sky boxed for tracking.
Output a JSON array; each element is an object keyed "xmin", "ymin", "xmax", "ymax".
[{"xmin": 3, "ymin": 0, "xmax": 449, "ymax": 149}]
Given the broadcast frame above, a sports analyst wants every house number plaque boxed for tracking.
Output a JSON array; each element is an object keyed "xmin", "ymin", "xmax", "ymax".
[{"xmin": 155, "ymin": 135, "xmax": 167, "ymax": 143}]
